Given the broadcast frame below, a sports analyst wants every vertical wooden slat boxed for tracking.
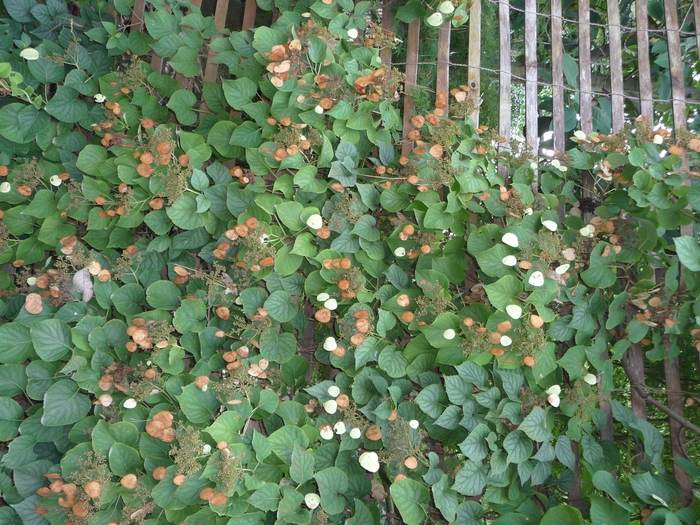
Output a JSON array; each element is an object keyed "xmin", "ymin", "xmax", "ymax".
[
  {"xmin": 200, "ymin": 0, "xmax": 230, "ymax": 112},
  {"xmin": 607, "ymin": 0, "xmax": 624, "ymax": 132},
  {"xmin": 579, "ymin": 0, "xmax": 594, "ymax": 223},
  {"xmin": 578, "ymin": 0, "xmax": 592, "ymax": 134},
  {"xmin": 498, "ymin": 0, "xmax": 511, "ymax": 181},
  {"xmin": 467, "ymin": 0, "xmax": 481, "ymax": 125},
  {"xmin": 436, "ymin": 23, "xmax": 451, "ymax": 118},
  {"xmin": 695, "ymin": 0, "xmax": 700, "ymax": 69},
  {"xmin": 379, "ymin": 3, "xmax": 393, "ymax": 66},
  {"xmin": 664, "ymin": 340, "xmax": 693, "ymax": 503},
  {"xmin": 524, "ymin": 0, "xmax": 537, "ymax": 154},
  {"xmin": 401, "ymin": 20, "xmax": 420, "ymax": 156},
  {"xmin": 664, "ymin": 0, "xmax": 687, "ymax": 132},
  {"xmin": 551, "ymin": 0, "xmax": 564, "ymax": 155},
  {"xmin": 132, "ymin": 0, "xmax": 145, "ymax": 32},
  {"xmin": 242, "ymin": 0, "xmax": 257, "ymax": 31},
  {"xmin": 636, "ymin": 0, "xmax": 654, "ymax": 121}
]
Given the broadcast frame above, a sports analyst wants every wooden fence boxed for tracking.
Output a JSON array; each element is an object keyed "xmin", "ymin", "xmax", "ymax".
[{"xmin": 130, "ymin": 0, "xmax": 700, "ymax": 502}]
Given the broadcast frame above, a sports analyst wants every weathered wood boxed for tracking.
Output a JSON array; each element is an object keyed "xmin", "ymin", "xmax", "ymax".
[
  {"xmin": 467, "ymin": 0, "xmax": 481, "ymax": 125},
  {"xmin": 436, "ymin": 22, "xmax": 451, "ymax": 118},
  {"xmin": 578, "ymin": 0, "xmax": 592, "ymax": 134},
  {"xmin": 664, "ymin": 338, "xmax": 693, "ymax": 504},
  {"xmin": 524, "ymin": 0, "xmax": 537, "ymax": 152},
  {"xmin": 551, "ymin": 0, "xmax": 564, "ymax": 155},
  {"xmin": 635, "ymin": 0, "xmax": 654, "ymax": 121},
  {"xmin": 131, "ymin": 0, "xmax": 145, "ymax": 32},
  {"xmin": 696, "ymin": 0, "xmax": 700, "ymax": 71},
  {"xmin": 497, "ymin": 0, "xmax": 511, "ymax": 182},
  {"xmin": 379, "ymin": 2, "xmax": 393, "ymax": 66},
  {"xmin": 200, "ymin": 0, "xmax": 230, "ymax": 112},
  {"xmin": 664, "ymin": 0, "xmax": 687, "ymax": 133},
  {"xmin": 401, "ymin": 20, "xmax": 420, "ymax": 156},
  {"xmin": 607, "ymin": 0, "xmax": 624, "ymax": 132},
  {"xmin": 242, "ymin": 0, "xmax": 257, "ymax": 31}
]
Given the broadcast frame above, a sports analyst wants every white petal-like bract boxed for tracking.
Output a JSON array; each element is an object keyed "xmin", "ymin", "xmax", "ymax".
[
  {"xmin": 359, "ymin": 451, "xmax": 380, "ymax": 472},
  {"xmin": 583, "ymin": 373, "xmax": 598, "ymax": 385},
  {"xmin": 528, "ymin": 271, "xmax": 545, "ymax": 287},
  {"xmin": 502, "ymin": 255, "xmax": 517, "ymax": 266},
  {"xmin": 305, "ymin": 493, "xmax": 321, "ymax": 509},
  {"xmin": 327, "ymin": 385, "xmax": 340, "ymax": 397},
  {"xmin": 323, "ymin": 337, "xmax": 337, "ymax": 351},
  {"xmin": 506, "ymin": 304, "xmax": 522, "ymax": 319},
  {"xmin": 323, "ymin": 400, "xmax": 338, "ymax": 414},
  {"xmin": 542, "ymin": 220, "xmax": 558, "ymax": 232},
  {"xmin": 502, "ymin": 233, "xmax": 519, "ymax": 248},
  {"xmin": 443, "ymin": 329, "xmax": 456, "ymax": 340},
  {"xmin": 306, "ymin": 214, "xmax": 323, "ymax": 229}
]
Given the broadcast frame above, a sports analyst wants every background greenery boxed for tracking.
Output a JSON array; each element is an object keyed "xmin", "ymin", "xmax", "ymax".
[{"xmin": 0, "ymin": 0, "xmax": 700, "ymax": 524}]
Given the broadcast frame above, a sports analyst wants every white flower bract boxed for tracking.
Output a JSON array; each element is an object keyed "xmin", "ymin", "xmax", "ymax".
[
  {"xmin": 20, "ymin": 48, "xmax": 40, "ymax": 60},
  {"xmin": 439, "ymin": 1, "xmax": 455, "ymax": 13},
  {"xmin": 506, "ymin": 304, "xmax": 522, "ymax": 319},
  {"xmin": 500, "ymin": 335, "xmax": 512, "ymax": 346},
  {"xmin": 305, "ymin": 493, "xmax": 321, "ymax": 509},
  {"xmin": 528, "ymin": 271, "xmax": 545, "ymax": 287},
  {"xmin": 323, "ymin": 399, "xmax": 338, "ymax": 414},
  {"xmin": 319, "ymin": 425, "xmax": 334, "ymax": 440},
  {"xmin": 49, "ymin": 175, "xmax": 62, "ymax": 186},
  {"xmin": 314, "ymin": 105, "xmax": 324, "ymax": 114},
  {"xmin": 306, "ymin": 214, "xmax": 323, "ymax": 229},
  {"xmin": 202, "ymin": 444, "xmax": 212, "ymax": 454},
  {"xmin": 502, "ymin": 232, "xmax": 519, "ymax": 248},
  {"xmin": 574, "ymin": 130, "xmax": 587, "ymax": 141},
  {"xmin": 653, "ymin": 134, "xmax": 663, "ymax": 144},
  {"xmin": 327, "ymin": 385, "xmax": 340, "ymax": 397},
  {"xmin": 555, "ymin": 264, "xmax": 570, "ymax": 274},
  {"xmin": 123, "ymin": 398, "xmax": 137, "ymax": 409},
  {"xmin": 502, "ymin": 255, "xmax": 517, "ymax": 266},
  {"xmin": 546, "ymin": 385, "xmax": 561, "ymax": 407},
  {"xmin": 324, "ymin": 298, "xmax": 338, "ymax": 311},
  {"xmin": 349, "ymin": 428, "xmax": 362, "ymax": 439},
  {"xmin": 0, "ymin": 182, "xmax": 11, "ymax": 193},
  {"xmin": 542, "ymin": 220, "xmax": 558, "ymax": 232},
  {"xmin": 317, "ymin": 292, "xmax": 330, "ymax": 302},
  {"xmin": 347, "ymin": 28, "xmax": 359, "ymax": 39},
  {"xmin": 94, "ymin": 93, "xmax": 106, "ymax": 103},
  {"xmin": 409, "ymin": 419, "xmax": 419, "ymax": 429},
  {"xmin": 394, "ymin": 247, "xmax": 406, "ymax": 257},
  {"xmin": 334, "ymin": 421, "xmax": 346, "ymax": 435},
  {"xmin": 426, "ymin": 12, "xmax": 444, "ymax": 26},
  {"xmin": 359, "ymin": 451, "xmax": 380, "ymax": 472},
  {"xmin": 583, "ymin": 373, "xmax": 598, "ymax": 385},
  {"xmin": 323, "ymin": 337, "xmax": 337, "ymax": 351},
  {"xmin": 443, "ymin": 329, "xmax": 456, "ymax": 340}
]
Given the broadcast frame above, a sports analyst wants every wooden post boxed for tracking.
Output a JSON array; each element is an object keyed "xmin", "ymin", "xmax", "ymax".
[
  {"xmin": 436, "ymin": 22, "xmax": 451, "ymax": 118},
  {"xmin": 401, "ymin": 20, "xmax": 420, "ymax": 156},
  {"xmin": 379, "ymin": 1, "xmax": 393, "ymax": 66},
  {"xmin": 242, "ymin": 0, "xmax": 257, "ymax": 31},
  {"xmin": 664, "ymin": 337, "xmax": 693, "ymax": 504},
  {"xmin": 467, "ymin": 0, "xmax": 481, "ymax": 126},
  {"xmin": 498, "ymin": 0, "xmax": 511, "ymax": 182},
  {"xmin": 578, "ymin": 0, "xmax": 594, "ymax": 224},
  {"xmin": 550, "ymin": 0, "xmax": 564, "ymax": 156},
  {"xmin": 636, "ymin": 0, "xmax": 654, "ymax": 121},
  {"xmin": 200, "ymin": 0, "xmax": 231, "ymax": 113},
  {"xmin": 607, "ymin": 0, "xmax": 624, "ymax": 132},
  {"xmin": 132, "ymin": 0, "xmax": 145, "ymax": 32},
  {"xmin": 524, "ymin": 0, "xmax": 537, "ymax": 155}
]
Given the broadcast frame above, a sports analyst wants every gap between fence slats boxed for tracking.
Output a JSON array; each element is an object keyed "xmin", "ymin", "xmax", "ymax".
[
  {"xmin": 401, "ymin": 20, "xmax": 419, "ymax": 156},
  {"xmin": 636, "ymin": 0, "xmax": 654, "ymax": 122},
  {"xmin": 467, "ymin": 0, "xmax": 481, "ymax": 126},
  {"xmin": 497, "ymin": 0, "xmax": 511, "ymax": 182},
  {"xmin": 524, "ymin": 0, "xmax": 537, "ymax": 156},
  {"xmin": 606, "ymin": 0, "xmax": 624, "ymax": 133},
  {"xmin": 436, "ymin": 23, "xmax": 451, "ymax": 118},
  {"xmin": 550, "ymin": 0, "xmax": 564, "ymax": 155}
]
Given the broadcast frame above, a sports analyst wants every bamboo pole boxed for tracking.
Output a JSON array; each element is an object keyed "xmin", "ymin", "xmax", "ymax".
[
  {"xmin": 467, "ymin": 0, "xmax": 481, "ymax": 125},
  {"xmin": 636, "ymin": 0, "xmax": 654, "ymax": 121},
  {"xmin": 401, "ymin": 20, "xmax": 420, "ymax": 156},
  {"xmin": 607, "ymin": 0, "xmax": 624, "ymax": 132},
  {"xmin": 497, "ymin": 0, "xmax": 511, "ymax": 182}
]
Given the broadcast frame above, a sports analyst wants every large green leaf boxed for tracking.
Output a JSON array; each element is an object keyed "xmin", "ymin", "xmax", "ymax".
[
  {"xmin": 453, "ymin": 460, "xmax": 487, "ymax": 496},
  {"xmin": 674, "ymin": 236, "xmax": 700, "ymax": 271},
  {"xmin": 30, "ymin": 319, "xmax": 71, "ymax": 362},
  {"xmin": 0, "ymin": 397, "xmax": 23, "ymax": 441},
  {"xmin": 263, "ymin": 290, "xmax": 297, "ymax": 322},
  {"xmin": 590, "ymin": 495, "xmax": 629, "ymax": 525},
  {"xmin": 167, "ymin": 193, "xmax": 206, "ymax": 230},
  {"xmin": 45, "ymin": 87, "xmax": 88, "ymax": 123},
  {"xmin": 0, "ymin": 323, "xmax": 34, "ymax": 364},
  {"xmin": 314, "ymin": 467, "xmax": 348, "ymax": 515},
  {"xmin": 178, "ymin": 383, "xmax": 220, "ymax": 424},
  {"xmin": 390, "ymin": 478, "xmax": 430, "ymax": 525},
  {"xmin": 41, "ymin": 380, "xmax": 91, "ymax": 427},
  {"xmin": 267, "ymin": 425, "xmax": 309, "ymax": 464}
]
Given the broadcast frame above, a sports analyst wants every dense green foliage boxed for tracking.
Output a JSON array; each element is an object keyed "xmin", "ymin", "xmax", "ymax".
[{"xmin": 1, "ymin": 1, "xmax": 700, "ymax": 524}]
